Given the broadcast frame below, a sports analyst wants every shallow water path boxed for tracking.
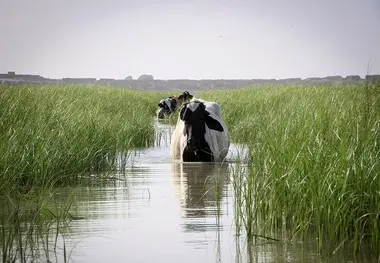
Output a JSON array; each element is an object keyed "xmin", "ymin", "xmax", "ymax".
[
  {"xmin": 54, "ymin": 121, "xmax": 372, "ymax": 263},
  {"xmin": 57, "ymin": 121, "xmax": 247, "ymax": 263}
]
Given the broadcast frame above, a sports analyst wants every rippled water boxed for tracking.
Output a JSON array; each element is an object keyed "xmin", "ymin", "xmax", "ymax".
[
  {"xmin": 56, "ymin": 122, "xmax": 246, "ymax": 263},
  {"xmin": 47, "ymin": 121, "xmax": 374, "ymax": 263}
]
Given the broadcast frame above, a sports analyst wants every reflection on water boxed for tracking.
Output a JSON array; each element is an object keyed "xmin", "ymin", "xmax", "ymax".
[
  {"xmin": 43, "ymin": 121, "xmax": 373, "ymax": 263},
  {"xmin": 171, "ymin": 162, "xmax": 230, "ymax": 232},
  {"xmin": 46, "ymin": 122, "xmax": 244, "ymax": 263}
]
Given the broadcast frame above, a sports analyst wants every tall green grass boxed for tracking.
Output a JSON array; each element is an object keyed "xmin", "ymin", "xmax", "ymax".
[
  {"xmin": 0, "ymin": 84, "xmax": 166, "ymax": 191},
  {"xmin": 199, "ymin": 83, "xmax": 380, "ymax": 257},
  {"xmin": 0, "ymin": 84, "xmax": 167, "ymax": 262},
  {"xmin": 2, "ymin": 82, "xmax": 379, "ymax": 259},
  {"xmin": 0, "ymin": 189, "xmax": 74, "ymax": 263}
]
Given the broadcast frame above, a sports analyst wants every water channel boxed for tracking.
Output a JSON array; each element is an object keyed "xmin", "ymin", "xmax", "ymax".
[{"xmin": 46, "ymin": 121, "xmax": 373, "ymax": 263}]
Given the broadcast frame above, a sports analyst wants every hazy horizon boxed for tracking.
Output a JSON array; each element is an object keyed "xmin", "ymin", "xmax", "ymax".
[{"xmin": 1, "ymin": 0, "xmax": 380, "ymax": 80}]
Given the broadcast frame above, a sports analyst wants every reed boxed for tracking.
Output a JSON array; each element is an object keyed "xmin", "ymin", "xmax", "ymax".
[
  {"xmin": 0, "ymin": 189, "xmax": 74, "ymax": 263},
  {"xmin": 0, "ymin": 84, "xmax": 166, "ymax": 191},
  {"xmin": 2, "ymin": 81, "xmax": 379, "ymax": 259},
  {"xmin": 199, "ymin": 83, "xmax": 380, "ymax": 257},
  {"xmin": 0, "ymin": 83, "xmax": 165, "ymax": 262}
]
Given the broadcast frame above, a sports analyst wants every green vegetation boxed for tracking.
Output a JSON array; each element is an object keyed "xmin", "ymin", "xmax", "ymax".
[
  {"xmin": 0, "ymin": 190, "xmax": 74, "ymax": 263},
  {"xmin": 1, "ymin": 82, "xmax": 379, "ymax": 260},
  {"xmin": 0, "ymin": 84, "xmax": 166, "ymax": 191},
  {"xmin": 0, "ymin": 84, "xmax": 167, "ymax": 262},
  {"xmin": 198, "ymin": 82, "xmax": 380, "ymax": 257}
]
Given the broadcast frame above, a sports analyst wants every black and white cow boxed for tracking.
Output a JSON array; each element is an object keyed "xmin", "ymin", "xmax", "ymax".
[
  {"xmin": 156, "ymin": 97, "xmax": 177, "ymax": 119},
  {"xmin": 156, "ymin": 91, "xmax": 194, "ymax": 119},
  {"xmin": 170, "ymin": 98, "xmax": 230, "ymax": 162}
]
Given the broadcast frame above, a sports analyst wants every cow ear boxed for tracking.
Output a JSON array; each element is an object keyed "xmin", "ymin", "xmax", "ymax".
[{"xmin": 204, "ymin": 112, "xmax": 224, "ymax": 132}]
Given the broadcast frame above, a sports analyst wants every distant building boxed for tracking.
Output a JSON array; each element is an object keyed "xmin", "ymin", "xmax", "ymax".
[
  {"xmin": 345, "ymin": 75, "xmax": 362, "ymax": 80},
  {"xmin": 325, "ymin": 75, "xmax": 343, "ymax": 81},
  {"xmin": 137, "ymin": 74, "xmax": 154, "ymax": 81},
  {"xmin": 365, "ymin": 74, "xmax": 380, "ymax": 82},
  {"xmin": 7, "ymin": 71, "xmax": 16, "ymax": 78}
]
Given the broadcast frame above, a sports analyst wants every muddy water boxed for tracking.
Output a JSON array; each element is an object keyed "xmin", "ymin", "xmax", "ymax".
[{"xmin": 53, "ymin": 122, "xmax": 372, "ymax": 263}]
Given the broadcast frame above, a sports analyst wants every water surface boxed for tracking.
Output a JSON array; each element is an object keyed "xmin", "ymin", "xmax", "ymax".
[{"xmin": 50, "ymin": 121, "xmax": 373, "ymax": 263}]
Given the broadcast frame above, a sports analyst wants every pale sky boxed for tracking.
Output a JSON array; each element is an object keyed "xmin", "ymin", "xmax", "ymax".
[{"xmin": 1, "ymin": 0, "xmax": 380, "ymax": 80}]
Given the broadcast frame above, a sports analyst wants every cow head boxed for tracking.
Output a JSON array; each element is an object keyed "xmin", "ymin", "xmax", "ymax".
[
  {"xmin": 157, "ymin": 97, "xmax": 177, "ymax": 119},
  {"xmin": 179, "ymin": 100, "xmax": 224, "ymax": 162},
  {"xmin": 177, "ymin": 91, "xmax": 193, "ymax": 105}
]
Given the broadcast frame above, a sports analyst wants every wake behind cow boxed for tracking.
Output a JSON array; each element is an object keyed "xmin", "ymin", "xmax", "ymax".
[{"xmin": 170, "ymin": 98, "xmax": 230, "ymax": 162}]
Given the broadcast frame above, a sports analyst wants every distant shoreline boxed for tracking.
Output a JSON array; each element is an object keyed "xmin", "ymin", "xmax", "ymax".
[{"xmin": 1, "ymin": 71, "xmax": 379, "ymax": 91}]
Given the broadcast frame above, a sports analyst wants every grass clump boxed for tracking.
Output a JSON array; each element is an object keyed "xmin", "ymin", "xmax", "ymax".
[
  {"xmin": 199, "ymin": 83, "xmax": 380, "ymax": 257},
  {"xmin": 0, "ymin": 83, "xmax": 168, "ymax": 262},
  {"xmin": 0, "ymin": 84, "xmax": 165, "ymax": 190},
  {"xmin": 0, "ymin": 190, "xmax": 74, "ymax": 263}
]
